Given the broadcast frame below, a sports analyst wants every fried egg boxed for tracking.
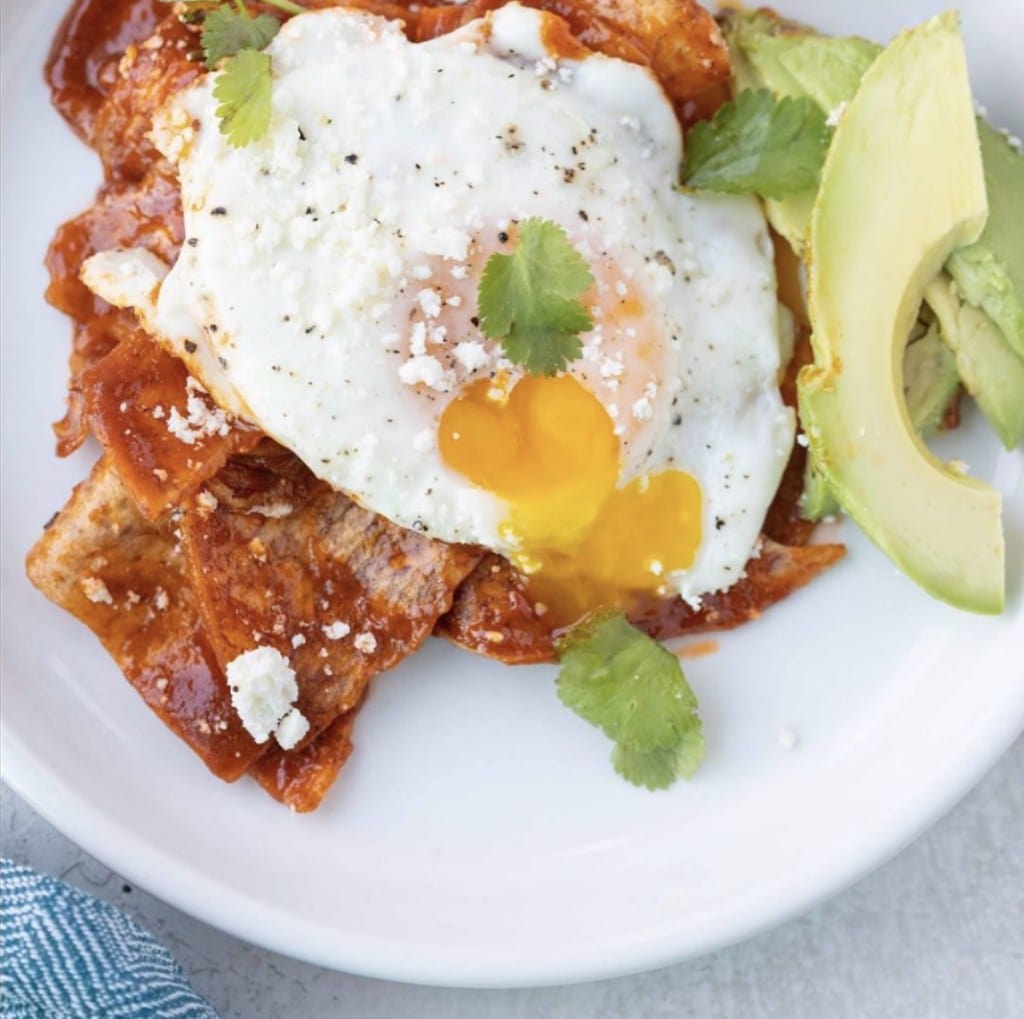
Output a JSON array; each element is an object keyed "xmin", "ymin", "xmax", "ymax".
[{"xmin": 83, "ymin": 3, "xmax": 794, "ymax": 622}]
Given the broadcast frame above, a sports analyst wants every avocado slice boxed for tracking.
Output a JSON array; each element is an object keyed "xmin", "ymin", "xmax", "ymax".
[
  {"xmin": 799, "ymin": 453, "xmax": 838, "ymax": 521},
  {"xmin": 723, "ymin": 12, "xmax": 1024, "ymax": 352},
  {"xmin": 730, "ymin": 21, "xmax": 880, "ymax": 112},
  {"xmin": 946, "ymin": 124, "xmax": 1024, "ymax": 361},
  {"xmin": 797, "ymin": 13, "xmax": 1004, "ymax": 613},
  {"xmin": 903, "ymin": 319, "xmax": 961, "ymax": 438},
  {"xmin": 724, "ymin": 7, "xmax": 1024, "ymax": 508},
  {"xmin": 721, "ymin": 12, "xmax": 880, "ymax": 255},
  {"xmin": 925, "ymin": 273, "xmax": 1024, "ymax": 449},
  {"xmin": 800, "ymin": 320, "xmax": 959, "ymax": 522}
]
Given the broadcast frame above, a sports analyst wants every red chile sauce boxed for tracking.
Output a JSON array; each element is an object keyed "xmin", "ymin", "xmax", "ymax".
[{"xmin": 42, "ymin": 0, "xmax": 827, "ymax": 657}]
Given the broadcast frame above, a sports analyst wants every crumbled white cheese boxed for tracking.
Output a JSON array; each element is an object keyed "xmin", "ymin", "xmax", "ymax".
[
  {"xmin": 166, "ymin": 377, "xmax": 231, "ymax": 446},
  {"xmin": 226, "ymin": 646, "xmax": 308, "ymax": 746},
  {"xmin": 453, "ymin": 341, "xmax": 490, "ymax": 372},
  {"xmin": 81, "ymin": 577, "xmax": 113, "ymax": 605},
  {"xmin": 409, "ymin": 321, "xmax": 428, "ymax": 356},
  {"xmin": 274, "ymin": 707, "xmax": 310, "ymax": 750},
  {"xmin": 826, "ymin": 101, "xmax": 847, "ymax": 128},
  {"xmin": 632, "ymin": 395, "xmax": 654, "ymax": 421},
  {"xmin": 353, "ymin": 632, "xmax": 377, "ymax": 654},
  {"xmin": 416, "ymin": 288, "xmax": 442, "ymax": 319},
  {"xmin": 291, "ymin": 633, "xmax": 307, "ymax": 649},
  {"xmin": 322, "ymin": 620, "xmax": 352, "ymax": 640},
  {"xmin": 399, "ymin": 355, "xmax": 453, "ymax": 391},
  {"xmin": 196, "ymin": 489, "xmax": 218, "ymax": 514}
]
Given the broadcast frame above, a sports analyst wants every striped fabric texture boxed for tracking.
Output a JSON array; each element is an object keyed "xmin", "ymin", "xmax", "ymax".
[{"xmin": 1, "ymin": 858, "xmax": 219, "ymax": 1019}]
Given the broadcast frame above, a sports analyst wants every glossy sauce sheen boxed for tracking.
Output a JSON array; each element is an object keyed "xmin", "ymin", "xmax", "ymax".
[
  {"xmin": 46, "ymin": 0, "xmax": 194, "ymax": 453},
  {"xmin": 46, "ymin": 0, "xmax": 164, "ymax": 143},
  {"xmin": 43, "ymin": 0, "xmax": 728, "ymax": 457},
  {"xmin": 39, "ymin": 0, "xmax": 488, "ymax": 808},
  {"xmin": 41, "ymin": 0, "xmax": 839, "ymax": 708}
]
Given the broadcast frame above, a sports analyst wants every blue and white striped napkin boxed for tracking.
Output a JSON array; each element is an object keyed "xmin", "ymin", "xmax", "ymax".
[{"xmin": 1, "ymin": 858, "xmax": 219, "ymax": 1018}]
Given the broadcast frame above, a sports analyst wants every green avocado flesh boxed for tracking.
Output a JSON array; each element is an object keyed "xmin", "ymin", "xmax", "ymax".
[
  {"xmin": 903, "ymin": 321, "xmax": 961, "ymax": 439},
  {"xmin": 926, "ymin": 274, "xmax": 1024, "ymax": 449},
  {"xmin": 797, "ymin": 13, "xmax": 1004, "ymax": 613},
  {"xmin": 801, "ymin": 322, "xmax": 959, "ymax": 523},
  {"xmin": 946, "ymin": 123, "xmax": 1024, "ymax": 362},
  {"xmin": 724, "ymin": 13, "xmax": 1024, "ymax": 374},
  {"xmin": 724, "ymin": 7, "xmax": 1024, "ymax": 525},
  {"xmin": 723, "ymin": 14, "xmax": 881, "ymax": 256}
]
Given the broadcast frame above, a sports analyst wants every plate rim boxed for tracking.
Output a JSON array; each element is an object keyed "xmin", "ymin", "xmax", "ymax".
[
  {"xmin": 3, "ymin": 0, "xmax": 1024, "ymax": 989},
  {"xmin": 5, "ymin": 697, "xmax": 1023, "ymax": 987}
]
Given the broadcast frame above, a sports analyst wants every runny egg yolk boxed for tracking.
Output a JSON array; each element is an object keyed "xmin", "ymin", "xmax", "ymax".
[{"xmin": 439, "ymin": 374, "xmax": 702, "ymax": 624}]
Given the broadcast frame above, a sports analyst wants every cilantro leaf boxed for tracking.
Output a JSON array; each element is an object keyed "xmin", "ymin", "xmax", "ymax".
[
  {"xmin": 611, "ymin": 742, "xmax": 680, "ymax": 791},
  {"xmin": 612, "ymin": 725, "xmax": 705, "ymax": 789},
  {"xmin": 477, "ymin": 218, "xmax": 593, "ymax": 376},
  {"xmin": 682, "ymin": 89, "xmax": 831, "ymax": 199},
  {"xmin": 213, "ymin": 49, "xmax": 273, "ymax": 148},
  {"xmin": 202, "ymin": 7, "xmax": 280, "ymax": 68},
  {"xmin": 556, "ymin": 611, "xmax": 705, "ymax": 790},
  {"xmin": 556, "ymin": 611, "xmax": 699, "ymax": 751}
]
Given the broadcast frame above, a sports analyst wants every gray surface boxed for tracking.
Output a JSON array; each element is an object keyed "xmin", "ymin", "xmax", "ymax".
[{"xmin": 3, "ymin": 738, "xmax": 1023, "ymax": 1018}]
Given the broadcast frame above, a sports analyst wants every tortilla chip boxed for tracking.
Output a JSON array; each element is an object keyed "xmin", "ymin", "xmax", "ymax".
[
  {"xmin": 81, "ymin": 332, "xmax": 262, "ymax": 521},
  {"xmin": 25, "ymin": 457, "xmax": 262, "ymax": 780},
  {"xmin": 440, "ymin": 540, "xmax": 844, "ymax": 663},
  {"xmin": 180, "ymin": 442, "xmax": 481, "ymax": 741},
  {"xmin": 629, "ymin": 539, "xmax": 846, "ymax": 641},
  {"xmin": 90, "ymin": 12, "xmax": 201, "ymax": 182},
  {"xmin": 435, "ymin": 554, "xmax": 557, "ymax": 664},
  {"xmin": 251, "ymin": 711, "xmax": 358, "ymax": 813},
  {"xmin": 46, "ymin": 0, "xmax": 167, "ymax": 145},
  {"xmin": 46, "ymin": 169, "xmax": 184, "ymax": 456},
  {"xmin": 46, "ymin": 169, "xmax": 183, "ymax": 322}
]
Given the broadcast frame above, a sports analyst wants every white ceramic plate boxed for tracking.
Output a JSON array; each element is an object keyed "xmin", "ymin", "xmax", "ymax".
[{"xmin": 2, "ymin": 0, "xmax": 1023, "ymax": 989}]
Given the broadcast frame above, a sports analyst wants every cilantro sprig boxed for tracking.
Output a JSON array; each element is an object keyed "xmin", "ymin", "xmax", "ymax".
[
  {"xmin": 201, "ymin": 5, "xmax": 280, "ymax": 65},
  {"xmin": 164, "ymin": 0, "xmax": 307, "ymax": 146},
  {"xmin": 555, "ymin": 611, "xmax": 705, "ymax": 790},
  {"xmin": 477, "ymin": 219, "xmax": 594, "ymax": 376},
  {"xmin": 682, "ymin": 89, "xmax": 832, "ymax": 198},
  {"xmin": 213, "ymin": 48, "xmax": 274, "ymax": 147}
]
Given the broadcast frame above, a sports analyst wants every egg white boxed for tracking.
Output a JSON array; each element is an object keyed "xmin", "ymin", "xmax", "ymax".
[{"xmin": 83, "ymin": 4, "xmax": 794, "ymax": 603}]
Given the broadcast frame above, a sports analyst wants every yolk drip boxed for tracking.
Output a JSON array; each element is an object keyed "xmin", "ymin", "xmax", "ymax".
[{"xmin": 439, "ymin": 375, "xmax": 703, "ymax": 624}]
